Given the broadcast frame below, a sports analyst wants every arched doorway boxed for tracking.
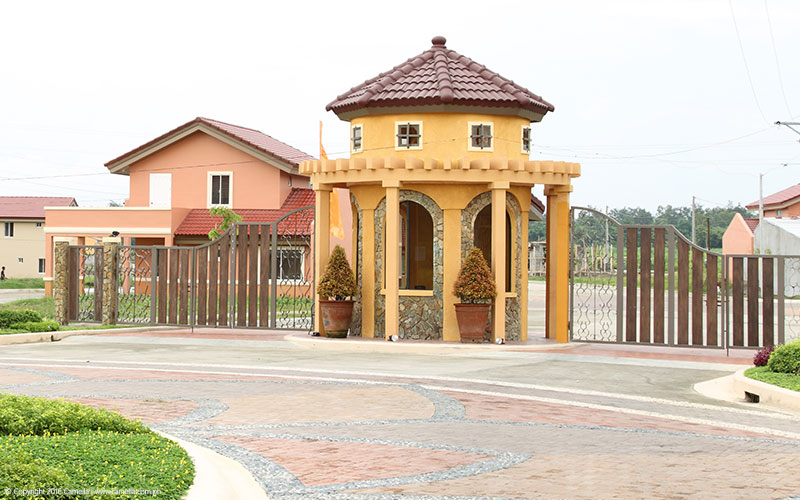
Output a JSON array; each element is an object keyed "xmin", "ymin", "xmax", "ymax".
[{"xmin": 473, "ymin": 204, "xmax": 511, "ymax": 293}]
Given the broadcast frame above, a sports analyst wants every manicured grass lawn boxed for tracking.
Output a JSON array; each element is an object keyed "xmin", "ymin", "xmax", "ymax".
[
  {"xmin": 0, "ymin": 394, "xmax": 194, "ymax": 499},
  {"xmin": 745, "ymin": 366, "xmax": 800, "ymax": 392},
  {"xmin": 0, "ymin": 278, "xmax": 45, "ymax": 289},
  {"xmin": 0, "ymin": 297, "xmax": 54, "ymax": 318}
]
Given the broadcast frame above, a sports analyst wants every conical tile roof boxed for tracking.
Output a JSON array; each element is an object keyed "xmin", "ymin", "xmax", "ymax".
[{"xmin": 327, "ymin": 36, "xmax": 554, "ymax": 120}]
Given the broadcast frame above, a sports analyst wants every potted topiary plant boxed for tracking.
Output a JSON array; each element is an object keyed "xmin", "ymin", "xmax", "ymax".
[
  {"xmin": 453, "ymin": 247, "xmax": 497, "ymax": 343},
  {"xmin": 317, "ymin": 245, "xmax": 358, "ymax": 338}
]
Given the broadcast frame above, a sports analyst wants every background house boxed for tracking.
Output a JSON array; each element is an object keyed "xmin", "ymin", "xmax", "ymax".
[
  {"xmin": 0, "ymin": 196, "xmax": 76, "ymax": 279},
  {"xmin": 44, "ymin": 117, "xmax": 351, "ymax": 296},
  {"xmin": 745, "ymin": 182, "xmax": 800, "ymax": 218}
]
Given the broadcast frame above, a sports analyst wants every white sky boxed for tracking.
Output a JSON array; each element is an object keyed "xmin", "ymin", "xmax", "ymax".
[{"xmin": 1, "ymin": 0, "xmax": 798, "ymax": 212}]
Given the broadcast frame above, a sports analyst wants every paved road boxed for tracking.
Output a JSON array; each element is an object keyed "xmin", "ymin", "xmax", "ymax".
[
  {"xmin": 1, "ymin": 329, "xmax": 799, "ymax": 500},
  {"xmin": 0, "ymin": 288, "xmax": 44, "ymax": 304}
]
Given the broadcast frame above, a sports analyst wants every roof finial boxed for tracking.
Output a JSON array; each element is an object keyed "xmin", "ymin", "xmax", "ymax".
[{"xmin": 431, "ymin": 36, "xmax": 446, "ymax": 48}]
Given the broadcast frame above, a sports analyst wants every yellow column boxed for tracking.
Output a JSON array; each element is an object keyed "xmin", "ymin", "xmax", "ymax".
[
  {"xmin": 314, "ymin": 185, "xmax": 331, "ymax": 335},
  {"xmin": 361, "ymin": 209, "xmax": 375, "ymax": 338},
  {"xmin": 443, "ymin": 208, "xmax": 462, "ymax": 341},
  {"xmin": 384, "ymin": 181, "xmax": 400, "ymax": 339},
  {"xmin": 545, "ymin": 185, "xmax": 572, "ymax": 343},
  {"xmin": 491, "ymin": 182, "xmax": 508, "ymax": 342}
]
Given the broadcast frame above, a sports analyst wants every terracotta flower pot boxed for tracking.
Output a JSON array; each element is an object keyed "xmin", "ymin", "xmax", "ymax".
[
  {"xmin": 319, "ymin": 300, "xmax": 354, "ymax": 338},
  {"xmin": 454, "ymin": 303, "xmax": 491, "ymax": 343}
]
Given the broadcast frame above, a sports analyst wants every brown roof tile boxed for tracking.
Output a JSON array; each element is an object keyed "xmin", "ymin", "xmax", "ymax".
[
  {"xmin": 1, "ymin": 197, "xmax": 76, "ymax": 219},
  {"xmin": 744, "ymin": 218, "xmax": 759, "ymax": 232},
  {"xmin": 105, "ymin": 117, "xmax": 315, "ymax": 171},
  {"xmin": 326, "ymin": 36, "xmax": 554, "ymax": 118},
  {"xmin": 174, "ymin": 188, "xmax": 315, "ymax": 237},
  {"xmin": 746, "ymin": 182, "xmax": 800, "ymax": 209}
]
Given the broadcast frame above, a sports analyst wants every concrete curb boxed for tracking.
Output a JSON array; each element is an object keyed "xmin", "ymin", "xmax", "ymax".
[
  {"xmin": 286, "ymin": 333, "xmax": 578, "ymax": 354},
  {"xmin": 694, "ymin": 368, "xmax": 800, "ymax": 416},
  {"xmin": 0, "ymin": 326, "xmax": 183, "ymax": 347},
  {"xmin": 732, "ymin": 367, "xmax": 800, "ymax": 414},
  {"xmin": 157, "ymin": 432, "xmax": 267, "ymax": 500}
]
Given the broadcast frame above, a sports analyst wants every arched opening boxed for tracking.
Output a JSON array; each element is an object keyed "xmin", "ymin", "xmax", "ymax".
[
  {"xmin": 399, "ymin": 201, "xmax": 433, "ymax": 290},
  {"xmin": 473, "ymin": 205, "xmax": 512, "ymax": 292}
]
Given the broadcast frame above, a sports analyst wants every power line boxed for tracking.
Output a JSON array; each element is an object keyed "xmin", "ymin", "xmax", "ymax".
[
  {"xmin": 764, "ymin": 0, "xmax": 793, "ymax": 117},
  {"xmin": 728, "ymin": 0, "xmax": 771, "ymax": 125}
]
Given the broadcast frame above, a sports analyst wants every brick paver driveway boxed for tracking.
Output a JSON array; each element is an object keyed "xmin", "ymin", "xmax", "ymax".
[{"xmin": 1, "ymin": 329, "xmax": 799, "ymax": 500}]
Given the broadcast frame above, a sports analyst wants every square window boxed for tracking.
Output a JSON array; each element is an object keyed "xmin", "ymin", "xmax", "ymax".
[
  {"xmin": 18, "ymin": 258, "xmax": 23, "ymax": 264},
  {"xmin": 396, "ymin": 122, "xmax": 422, "ymax": 150},
  {"xmin": 38, "ymin": 258, "xmax": 45, "ymax": 274},
  {"xmin": 522, "ymin": 126, "xmax": 532, "ymax": 153},
  {"xmin": 278, "ymin": 249, "xmax": 304, "ymax": 281},
  {"xmin": 209, "ymin": 173, "xmax": 232, "ymax": 206},
  {"xmin": 35, "ymin": 222, "xmax": 43, "ymax": 228},
  {"xmin": 351, "ymin": 125, "xmax": 363, "ymax": 153},
  {"xmin": 4, "ymin": 222, "xmax": 13, "ymax": 237},
  {"xmin": 469, "ymin": 122, "xmax": 493, "ymax": 151}
]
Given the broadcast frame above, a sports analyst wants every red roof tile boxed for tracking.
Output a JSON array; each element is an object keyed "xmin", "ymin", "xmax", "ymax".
[
  {"xmin": 327, "ymin": 36, "xmax": 554, "ymax": 119},
  {"xmin": 744, "ymin": 218, "xmax": 759, "ymax": 232},
  {"xmin": 174, "ymin": 189, "xmax": 315, "ymax": 237},
  {"xmin": 0, "ymin": 197, "xmax": 76, "ymax": 219},
  {"xmin": 105, "ymin": 117, "xmax": 315, "ymax": 171},
  {"xmin": 746, "ymin": 182, "xmax": 800, "ymax": 209}
]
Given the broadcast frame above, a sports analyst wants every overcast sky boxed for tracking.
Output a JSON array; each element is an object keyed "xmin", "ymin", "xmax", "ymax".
[{"xmin": 1, "ymin": 0, "xmax": 798, "ymax": 213}]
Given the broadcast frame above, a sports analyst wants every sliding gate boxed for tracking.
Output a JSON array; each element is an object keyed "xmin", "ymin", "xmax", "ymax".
[
  {"xmin": 69, "ymin": 206, "xmax": 315, "ymax": 330},
  {"xmin": 569, "ymin": 207, "xmax": 800, "ymax": 348}
]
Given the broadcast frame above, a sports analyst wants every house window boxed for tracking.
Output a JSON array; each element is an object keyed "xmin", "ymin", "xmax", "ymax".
[
  {"xmin": 395, "ymin": 122, "xmax": 422, "ymax": 150},
  {"xmin": 521, "ymin": 126, "xmax": 532, "ymax": 153},
  {"xmin": 776, "ymin": 209, "xmax": 783, "ymax": 217},
  {"xmin": 469, "ymin": 122, "xmax": 493, "ymax": 151},
  {"xmin": 38, "ymin": 259, "xmax": 45, "ymax": 274},
  {"xmin": 277, "ymin": 248, "xmax": 304, "ymax": 281},
  {"xmin": 18, "ymin": 258, "xmax": 23, "ymax": 264},
  {"xmin": 351, "ymin": 125, "xmax": 363, "ymax": 153},
  {"xmin": 208, "ymin": 172, "xmax": 232, "ymax": 207},
  {"xmin": 4, "ymin": 222, "xmax": 13, "ymax": 238},
  {"xmin": 35, "ymin": 222, "xmax": 43, "ymax": 228}
]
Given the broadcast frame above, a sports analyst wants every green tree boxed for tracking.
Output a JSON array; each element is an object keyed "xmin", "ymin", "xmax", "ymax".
[{"xmin": 208, "ymin": 207, "xmax": 242, "ymax": 240}]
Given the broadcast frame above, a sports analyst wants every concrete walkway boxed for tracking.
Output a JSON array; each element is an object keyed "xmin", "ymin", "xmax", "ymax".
[
  {"xmin": 0, "ymin": 288, "xmax": 44, "ymax": 304},
  {"xmin": 1, "ymin": 328, "xmax": 799, "ymax": 499}
]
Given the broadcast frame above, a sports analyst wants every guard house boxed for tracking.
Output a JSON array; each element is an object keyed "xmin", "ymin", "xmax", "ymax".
[{"xmin": 301, "ymin": 36, "xmax": 579, "ymax": 342}]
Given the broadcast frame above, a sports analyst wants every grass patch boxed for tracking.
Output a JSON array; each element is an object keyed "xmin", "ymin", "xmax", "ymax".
[
  {"xmin": 0, "ymin": 297, "xmax": 54, "ymax": 319},
  {"xmin": 0, "ymin": 394, "xmax": 193, "ymax": 499},
  {"xmin": 744, "ymin": 366, "xmax": 800, "ymax": 392},
  {"xmin": 0, "ymin": 278, "xmax": 44, "ymax": 289}
]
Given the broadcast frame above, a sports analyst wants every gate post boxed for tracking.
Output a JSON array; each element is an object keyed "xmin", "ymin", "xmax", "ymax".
[
  {"xmin": 102, "ymin": 237, "xmax": 121, "ymax": 325},
  {"xmin": 53, "ymin": 239, "xmax": 70, "ymax": 326}
]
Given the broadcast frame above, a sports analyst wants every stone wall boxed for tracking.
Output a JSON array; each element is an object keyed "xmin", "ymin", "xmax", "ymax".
[
  {"xmin": 460, "ymin": 191, "xmax": 523, "ymax": 340},
  {"xmin": 374, "ymin": 190, "xmax": 443, "ymax": 339},
  {"xmin": 349, "ymin": 194, "xmax": 363, "ymax": 337}
]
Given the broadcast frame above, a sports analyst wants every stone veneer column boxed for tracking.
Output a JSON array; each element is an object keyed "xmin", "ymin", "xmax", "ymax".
[
  {"xmin": 314, "ymin": 186, "xmax": 331, "ymax": 335},
  {"xmin": 545, "ymin": 185, "xmax": 572, "ymax": 343},
  {"xmin": 53, "ymin": 240, "xmax": 70, "ymax": 326},
  {"xmin": 491, "ymin": 182, "xmax": 508, "ymax": 342},
  {"xmin": 102, "ymin": 237, "xmax": 120, "ymax": 325},
  {"xmin": 383, "ymin": 181, "xmax": 400, "ymax": 340}
]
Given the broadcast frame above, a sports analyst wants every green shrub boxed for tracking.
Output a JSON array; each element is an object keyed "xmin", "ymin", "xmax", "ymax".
[
  {"xmin": 317, "ymin": 245, "xmax": 357, "ymax": 300},
  {"xmin": 9, "ymin": 320, "xmax": 60, "ymax": 333},
  {"xmin": 0, "ymin": 394, "xmax": 148, "ymax": 436},
  {"xmin": 0, "ymin": 448, "xmax": 70, "ymax": 494},
  {"xmin": 453, "ymin": 247, "xmax": 497, "ymax": 303},
  {"xmin": 766, "ymin": 341, "xmax": 800, "ymax": 375},
  {"xmin": 0, "ymin": 309, "xmax": 42, "ymax": 328}
]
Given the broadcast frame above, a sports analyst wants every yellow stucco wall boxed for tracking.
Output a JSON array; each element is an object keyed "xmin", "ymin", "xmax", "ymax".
[
  {"xmin": 0, "ymin": 220, "xmax": 46, "ymax": 279},
  {"xmin": 352, "ymin": 113, "xmax": 532, "ymax": 161}
]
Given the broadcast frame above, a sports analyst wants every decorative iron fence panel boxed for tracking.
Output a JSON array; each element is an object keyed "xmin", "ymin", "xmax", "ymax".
[
  {"xmin": 117, "ymin": 246, "xmax": 155, "ymax": 324},
  {"xmin": 570, "ymin": 207, "xmax": 728, "ymax": 348},
  {"xmin": 68, "ymin": 245, "xmax": 103, "ymax": 323}
]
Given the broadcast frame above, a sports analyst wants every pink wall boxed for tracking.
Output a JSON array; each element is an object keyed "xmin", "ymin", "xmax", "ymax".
[
  {"xmin": 764, "ymin": 201, "xmax": 800, "ymax": 218},
  {"xmin": 127, "ymin": 132, "xmax": 309, "ymax": 210},
  {"xmin": 722, "ymin": 213, "xmax": 753, "ymax": 256}
]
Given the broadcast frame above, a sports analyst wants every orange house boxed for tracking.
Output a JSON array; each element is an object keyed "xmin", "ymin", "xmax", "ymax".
[{"xmin": 43, "ymin": 117, "xmax": 328, "ymax": 296}]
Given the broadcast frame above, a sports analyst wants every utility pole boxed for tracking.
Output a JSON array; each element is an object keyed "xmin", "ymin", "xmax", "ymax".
[
  {"xmin": 604, "ymin": 205, "xmax": 609, "ymax": 273},
  {"xmin": 775, "ymin": 121, "xmax": 800, "ymax": 138},
  {"xmin": 706, "ymin": 217, "xmax": 711, "ymax": 250},
  {"xmin": 691, "ymin": 196, "xmax": 696, "ymax": 244},
  {"xmin": 758, "ymin": 173, "xmax": 764, "ymax": 254}
]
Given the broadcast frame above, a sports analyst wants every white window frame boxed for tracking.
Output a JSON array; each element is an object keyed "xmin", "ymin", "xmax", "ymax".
[
  {"xmin": 395, "ymin": 121, "xmax": 423, "ymax": 151},
  {"xmin": 468, "ymin": 122, "xmax": 494, "ymax": 152},
  {"xmin": 276, "ymin": 247, "xmax": 307, "ymax": 284},
  {"xmin": 207, "ymin": 171, "xmax": 233, "ymax": 208},
  {"xmin": 38, "ymin": 258, "xmax": 45, "ymax": 274},
  {"xmin": 351, "ymin": 124, "xmax": 363, "ymax": 153},
  {"xmin": 4, "ymin": 222, "xmax": 13, "ymax": 238},
  {"xmin": 521, "ymin": 125, "xmax": 532, "ymax": 154}
]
